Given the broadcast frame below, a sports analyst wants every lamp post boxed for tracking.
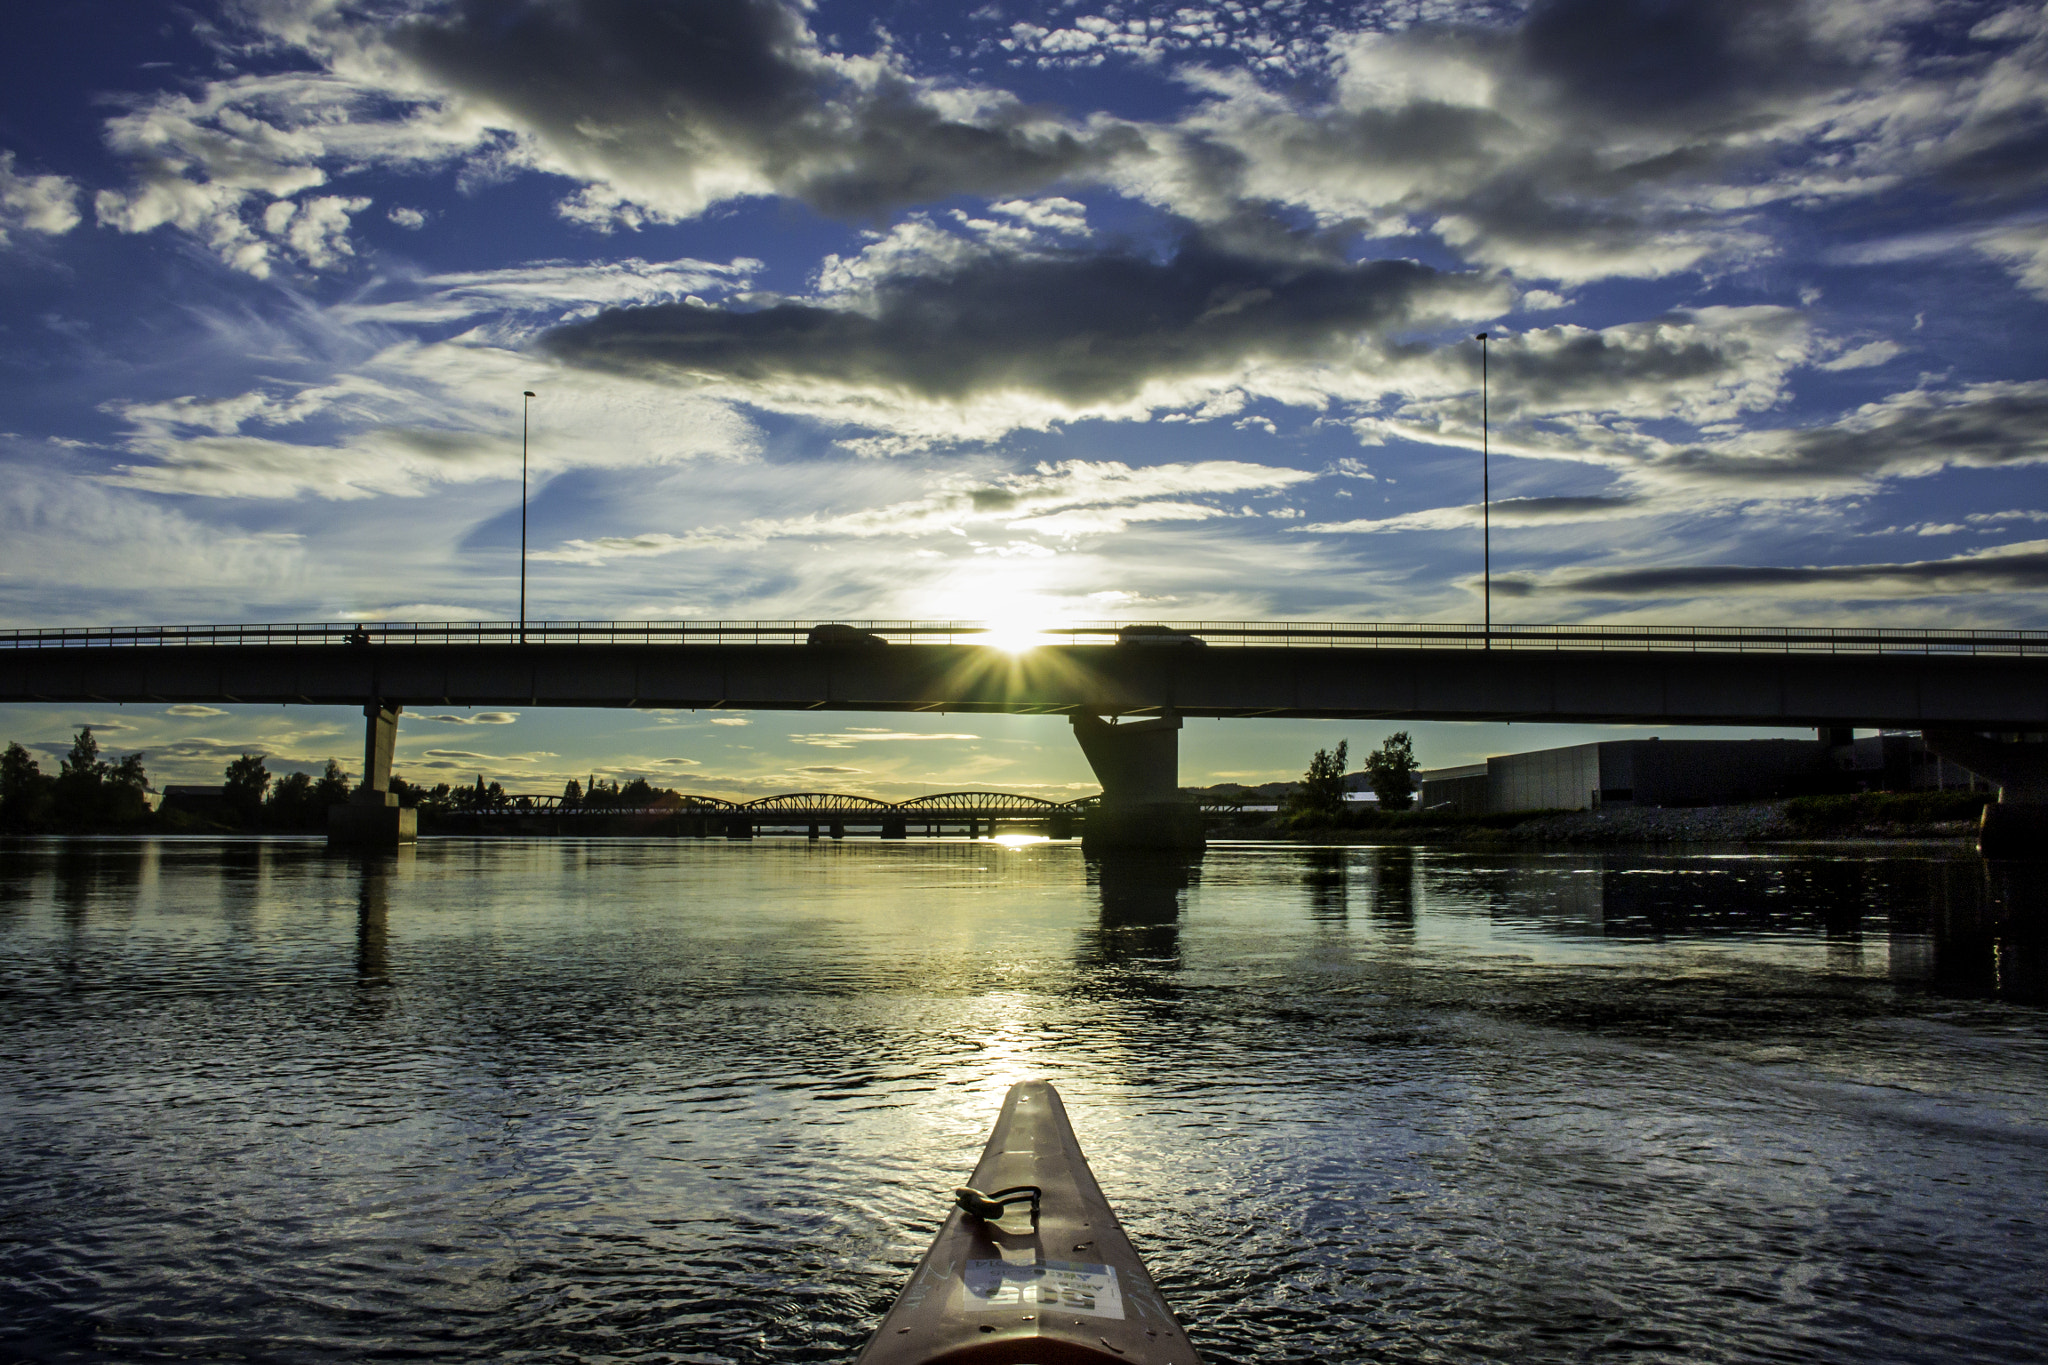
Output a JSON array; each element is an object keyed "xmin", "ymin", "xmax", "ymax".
[
  {"xmin": 520, "ymin": 390, "xmax": 535, "ymax": 644},
  {"xmin": 1476, "ymin": 333, "xmax": 1489, "ymax": 650}
]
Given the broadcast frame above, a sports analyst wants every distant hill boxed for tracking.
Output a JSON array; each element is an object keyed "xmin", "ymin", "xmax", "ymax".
[{"xmin": 1183, "ymin": 772, "xmax": 1372, "ymax": 805}]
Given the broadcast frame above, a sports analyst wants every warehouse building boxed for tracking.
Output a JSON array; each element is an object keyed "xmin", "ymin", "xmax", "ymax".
[{"xmin": 1418, "ymin": 732, "xmax": 1985, "ymax": 814}]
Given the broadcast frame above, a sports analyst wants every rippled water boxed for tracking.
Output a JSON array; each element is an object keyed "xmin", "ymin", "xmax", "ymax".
[{"xmin": 2, "ymin": 837, "xmax": 2044, "ymax": 1364}]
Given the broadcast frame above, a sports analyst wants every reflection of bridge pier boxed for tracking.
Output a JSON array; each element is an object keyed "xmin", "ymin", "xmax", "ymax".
[{"xmin": 1080, "ymin": 852, "xmax": 1201, "ymax": 970}]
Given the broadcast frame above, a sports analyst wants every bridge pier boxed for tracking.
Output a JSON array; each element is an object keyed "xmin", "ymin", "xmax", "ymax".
[
  {"xmin": 1924, "ymin": 731, "xmax": 2048, "ymax": 859},
  {"xmin": 726, "ymin": 815, "xmax": 754, "ymax": 839},
  {"xmin": 328, "ymin": 703, "xmax": 416, "ymax": 848},
  {"xmin": 881, "ymin": 817, "xmax": 907, "ymax": 840},
  {"xmin": 1070, "ymin": 713, "xmax": 1203, "ymax": 851}
]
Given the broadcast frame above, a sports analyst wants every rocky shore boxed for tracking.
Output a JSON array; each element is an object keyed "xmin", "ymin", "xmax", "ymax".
[{"xmin": 1228, "ymin": 795, "xmax": 1986, "ymax": 846}]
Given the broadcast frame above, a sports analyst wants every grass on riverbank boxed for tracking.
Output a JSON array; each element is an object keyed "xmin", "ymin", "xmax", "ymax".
[{"xmin": 1783, "ymin": 790, "xmax": 1991, "ymax": 835}]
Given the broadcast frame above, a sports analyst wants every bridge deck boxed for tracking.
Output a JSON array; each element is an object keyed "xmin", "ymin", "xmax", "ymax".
[{"xmin": 4, "ymin": 621, "xmax": 2045, "ymax": 728}]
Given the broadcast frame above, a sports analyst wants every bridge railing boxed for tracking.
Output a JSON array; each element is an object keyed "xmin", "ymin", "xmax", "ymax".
[{"xmin": 1, "ymin": 620, "xmax": 2044, "ymax": 656}]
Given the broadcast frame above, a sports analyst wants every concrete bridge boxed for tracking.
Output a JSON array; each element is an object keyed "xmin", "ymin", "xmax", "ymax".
[{"xmin": 5, "ymin": 619, "xmax": 2045, "ymax": 850}]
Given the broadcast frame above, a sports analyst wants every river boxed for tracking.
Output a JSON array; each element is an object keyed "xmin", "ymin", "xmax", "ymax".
[{"xmin": 1, "ymin": 837, "xmax": 2043, "ymax": 1363}]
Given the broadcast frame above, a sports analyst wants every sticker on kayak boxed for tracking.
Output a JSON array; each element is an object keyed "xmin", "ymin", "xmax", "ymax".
[{"xmin": 960, "ymin": 1259, "xmax": 1125, "ymax": 1319}]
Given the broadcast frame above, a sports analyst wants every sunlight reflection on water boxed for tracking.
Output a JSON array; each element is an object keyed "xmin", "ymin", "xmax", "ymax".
[{"xmin": 0, "ymin": 837, "xmax": 2043, "ymax": 1363}]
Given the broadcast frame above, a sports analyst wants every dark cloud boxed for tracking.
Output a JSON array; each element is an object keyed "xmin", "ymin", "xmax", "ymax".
[
  {"xmin": 543, "ymin": 236, "xmax": 1481, "ymax": 403},
  {"xmin": 1537, "ymin": 542, "xmax": 2048, "ymax": 597},
  {"xmin": 1519, "ymin": 0, "xmax": 1854, "ymax": 128},
  {"xmin": 1656, "ymin": 383, "xmax": 2048, "ymax": 485},
  {"xmin": 395, "ymin": 0, "xmax": 1135, "ymax": 218},
  {"xmin": 1485, "ymin": 311, "xmax": 1794, "ymax": 409},
  {"xmin": 1494, "ymin": 495, "xmax": 1643, "ymax": 519}
]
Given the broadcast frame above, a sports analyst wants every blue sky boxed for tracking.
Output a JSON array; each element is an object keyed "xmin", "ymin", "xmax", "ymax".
[{"xmin": 3, "ymin": 0, "xmax": 2046, "ymax": 797}]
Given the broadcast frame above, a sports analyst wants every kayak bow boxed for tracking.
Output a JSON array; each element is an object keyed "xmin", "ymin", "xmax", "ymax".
[{"xmin": 858, "ymin": 1080, "xmax": 1201, "ymax": 1364}]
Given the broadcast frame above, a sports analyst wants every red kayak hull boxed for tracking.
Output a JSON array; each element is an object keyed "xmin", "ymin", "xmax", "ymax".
[{"xmin": 857, "ymin": 1080, "xmax": 1201, "ymax": 1364}]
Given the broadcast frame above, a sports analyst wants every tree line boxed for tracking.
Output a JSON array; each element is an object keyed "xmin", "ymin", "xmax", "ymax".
[
  {"xmin": 1, "ymin": 727, "xmax": 690, "ymax": 833},
  {"xmin": 1280, "ymin": 732, "xmax": 1418, "ymax": 827}
]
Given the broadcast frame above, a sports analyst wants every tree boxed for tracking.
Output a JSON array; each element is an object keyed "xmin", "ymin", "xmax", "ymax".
[
  {"xmin": 562, "ymin": 778, "xmax": 582, "ymax": 807},
  {"xmin": 61, "ymin": 727, "xmax": 106, "ymax": 781},
  {"xmin": 1364, "ymin": 732, "xmax": 1418, "ymax": 811},
  {"xmin": 110, "ymin": 752, "xmax": 149, "ymax": 792},
  {"xmin": 224, "ymin": 753, "xmax": 271, "ymax": 826},
  {"xmin": 2, "ymin": 741, "xmax": 42, "ymax": 805},
  {"xmin": 268, "ymin": 770, "xmax": 315, "ymax": 828},
  {"xmin": 1286, "ymin": 739, "xmax": 1349, "ymax": 823},
  {"xmin": 310, "ymin": 759, "xmax": 352, "ymax": 808},
  {"xmin": 0, "ymin": 741, "xmax": 50, "ymax": 827}
]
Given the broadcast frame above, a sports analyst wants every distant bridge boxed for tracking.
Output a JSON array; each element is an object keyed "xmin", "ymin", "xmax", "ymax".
[{"xmin": 448, "ymin": 790, "xmax": 1114, "ymax": 837}]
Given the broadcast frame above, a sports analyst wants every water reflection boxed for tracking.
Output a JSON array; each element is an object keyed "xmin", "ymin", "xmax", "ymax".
[
  {"xmin": 1888, "ymin": 859, "xmax": 2048, "ymax": 1006},
  {"xmin": 1, "ymin": 838, "xmax": 2043, "ymax": 1365},
  {"xmin": 1366, "ymin": 846, "xmax": 1416, "ymax": 934},
  {"xmin": 354, "ymin": 853, "xmax": 401, "ymax": 990},
  {"xmin": 1079, "ymin": 852, "xmax": 1199, "ymax": 969},
  {"xmin": 1302, "ymin": 847, "xmax": 1348, "ymax": 921}
]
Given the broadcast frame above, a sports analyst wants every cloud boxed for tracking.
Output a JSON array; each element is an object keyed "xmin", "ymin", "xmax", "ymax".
[
  {"xmin": 795, "ymin": 765, "xmax": 866, "ymax": 775},
  {"xmin": 709, "ymin": 716, "xmax": 751, "ymax": 726},
  {"xmin": 1515, "ymin": 538, "xmax": 2048, "ymax": 599},
  {"xmin": 1818, "ymin": 340, "xmax": 1903, "ymax": 371},
  {"xmin": 1302, "ymin": 495, "xmax": 1646, "ymax": 535},
  {"xmin": 1977, "ymin": 219, "xmax": 2048, "ymax": 300},
  {"xmin": 413, "ymin": 712, "xmax": 519, "ymax": 725},
  {"xmin": 543, "ymin": 228, "xmax": 1494, "ymax": 407},
  {"xmin": 789, "ymin": 730, "xmax": 980, "ymax": 749},
  {"xmin": 419, "ymin": 748, "xmax": 551, "ymax": 762},
  {"xmin": 165, "ymin": 704, "xmax": 229, "ymax": 717},
  {"xmin": 0, "ymin": 151, "xmax": 81, "ymax": 245},
  {"xmin": 98, "ymin": 267, "xmax": 761, "ymax": 500},
  {"xmin": 89, "ymin": 0, "xmax": 1138, "ymax": 272},
  {"xmin": 536, "ymin": 457, "xmax": 1316, "ymax": 564},
  {"xmin": 1634, "ymin": 381, "xmax": 2048, "ymax": 491}
]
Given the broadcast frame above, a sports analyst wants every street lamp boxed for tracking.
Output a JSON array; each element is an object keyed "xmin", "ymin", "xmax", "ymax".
[
  {"xmin": 520, "ymin": 390, "xmax": 536, "ymax": 643},
  {"xmin": 1476, "ymin": 333, "xmax": 1489, "ymax": 650}
]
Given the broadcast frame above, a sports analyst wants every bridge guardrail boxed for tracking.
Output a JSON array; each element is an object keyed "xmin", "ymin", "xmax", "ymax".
[{"xmin": 1, "ymin": 620, "xmax": 2044, "ymax": 657}]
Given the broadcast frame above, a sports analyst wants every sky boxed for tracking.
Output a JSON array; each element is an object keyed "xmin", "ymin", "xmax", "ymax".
[{"xmin": 2, "ymin": 0, "xmax": 2046, "ymax": 799}]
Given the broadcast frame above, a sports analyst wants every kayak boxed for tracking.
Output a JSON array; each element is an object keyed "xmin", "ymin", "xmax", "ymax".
[{"xmin": 857, "ymin": 1080, "xmax": 1202, "ymax": 1364}]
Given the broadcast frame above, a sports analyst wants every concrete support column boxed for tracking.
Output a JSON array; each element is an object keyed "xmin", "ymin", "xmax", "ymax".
[
  {"xmin": 881, "ymin": 817, "xmax": 908, "ymax": 840},
  {"xmin": 1070, "ymin": 712, "xmax": 1204, "ymax": 851},
  {"xmin": 329, "ymin": 702, "xmax": 417, "ymax": 847},
  {"xmin": 1923, "ymin": 731, "xmax": 2048, "ymax": 858}
]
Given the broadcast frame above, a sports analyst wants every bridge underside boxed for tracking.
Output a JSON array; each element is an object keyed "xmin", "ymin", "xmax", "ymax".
[{"xmin": 6, "ymin": 641, "xmax": 2044, "ymax": 728}]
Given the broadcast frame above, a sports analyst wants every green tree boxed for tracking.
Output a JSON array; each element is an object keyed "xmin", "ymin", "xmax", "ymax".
[
  {"xmin": 268, "ymin": 769, "xmax": 315, "ymax": 828},
  {"xmin": 53, "ymin": 727, "xmax": 112, "ymax": 827},
  {"xmin": 1, "ymin": 741, "xmax": 51, "ymax": 827},
  {"xmin": 1286, "ymin": 739, "xmax": 1349, "ymax": 824},
  {"xmin": 310, "ymin": 759, "xmax": 352, "ymax": 808},
  {"xmin": 562, "ymin": 778, "xmax": 582, "ymax": 807},
  {"xmin": 224, "ymin": 753, "xmax": 271, "ymax": 827},
  {"xmin": 60, "ymin": 726, "xmax": 106, "ymax": 781},
  {"xmin": 1364, "ymin": 732, "xmax": 1418, "ymax": 811}
]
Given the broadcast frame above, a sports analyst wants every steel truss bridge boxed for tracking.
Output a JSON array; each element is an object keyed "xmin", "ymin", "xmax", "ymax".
[{"xmin": 476, "ymin": 791, "xmax": 1096, "ymax": 820}]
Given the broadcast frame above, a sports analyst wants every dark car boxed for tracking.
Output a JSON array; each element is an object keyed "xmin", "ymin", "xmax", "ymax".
[
  {"xmin": 1115, "ymin": 624, "xmax": 1207, "ymax": 647},
  {"xmin": 806, "ymin": 623, "xmax": 890, "ymax": 647}
]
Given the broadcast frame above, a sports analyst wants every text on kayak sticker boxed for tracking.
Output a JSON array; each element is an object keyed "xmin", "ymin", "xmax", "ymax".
[{"xmin": 960, "ymin": 1260, "xmax": 1125, "ymax": 1319}]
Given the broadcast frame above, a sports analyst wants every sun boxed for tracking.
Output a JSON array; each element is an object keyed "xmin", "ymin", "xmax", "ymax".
[{"xmin": 918, "ymin": 569, "xmax": 1072, "ymax": 653}]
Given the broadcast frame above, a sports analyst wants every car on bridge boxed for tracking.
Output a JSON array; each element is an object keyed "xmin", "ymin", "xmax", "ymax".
[
  {"xmin": 806, "ymin": 623, "xmax": 889, "ymax": 647},
  {"xmin": 1116, "ymin": 624, "xmax": 1207, "ymax": 647}
]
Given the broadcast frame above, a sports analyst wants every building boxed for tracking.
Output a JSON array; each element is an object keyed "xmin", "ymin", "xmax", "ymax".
[{"xmin": 1418, "ymin": 732, "xmax": 1985, "ymax": 815}]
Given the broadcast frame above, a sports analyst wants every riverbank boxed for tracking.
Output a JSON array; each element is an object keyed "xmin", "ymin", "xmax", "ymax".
[{"xmin": 1232, "ymin": 790, "xmax": 1990, "ymax": 846}]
